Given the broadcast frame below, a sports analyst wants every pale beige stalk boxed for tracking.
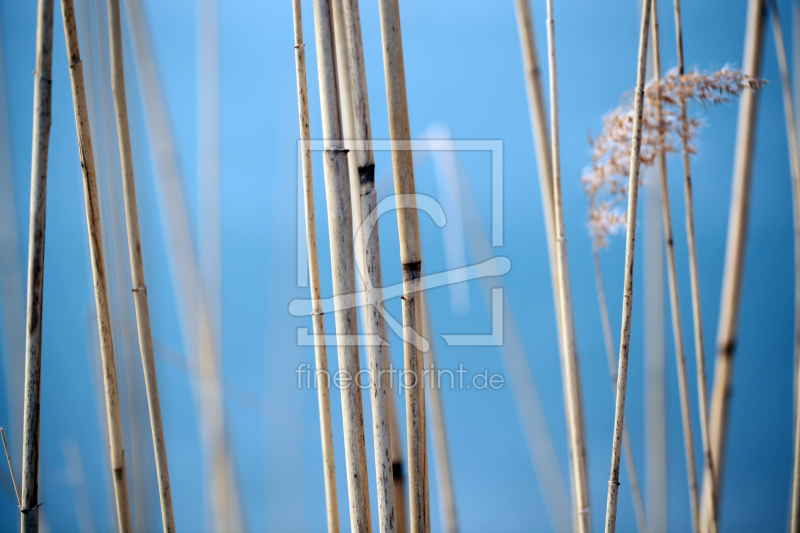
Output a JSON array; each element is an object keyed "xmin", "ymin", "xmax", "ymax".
[
  {"xmin": 20, "ymin": 2, "xmax": 53, "ymax": 531},
  {"xmin": 332, "ymin": 1, "xmax": 397, "ymax": 530},
  {"xmin": 701, "ymin": 0, "xmax": 767, "ymax": 527},
  {"xmin": 106, "ymin": 0, "xmax": 174, "ymax": 530},
  {"xmin": 123, "ymin": 0, "xmax": 242, "ymax": 529},
  {"xmin": 376, "ymin": 0, "xmax": 429, "ymax": 530},
  {"xmin": 544, "ymin": 2, "xmax": 590, "ymax": 531},
  {"xmin": 293, "ymin": 1, "xmax": 340, "ymax": 530},
  {"xmin": 61, "ymin": 1, "xmax": 131, "ymax": 530},
  {"xmin": 767, "ymin": 2, "xmax": 800, "ymax": 530},
  {"xmin": 590, "ymin": 237, "xmax": 648, "ymax": 533},
  {"xmin": 513, "ymin": 3, "xmax": 590, "ymax": 525},
  {"xmin": 604, "ymin": 1, "xmax": 651, "ymax": 531},
  {"xmin": 388, "ymin": 392, "xmax": 407, "ymax": 533},
  {"xmin": 418, "ymin": 294, "xmax": 457, "ymax": 533},
  {"xmin": 670, "ymin": 2, "xmax": 719, "ymax": 533},
  {"xmin": 650, "ymin": 3, "xmax": 703, "ymax": 532},
  {"xmin": 313, "ymin": 0, "xmax": 372, "ymax": 530}
]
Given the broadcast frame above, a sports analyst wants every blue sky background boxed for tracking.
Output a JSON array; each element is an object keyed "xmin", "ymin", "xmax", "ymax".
[{"xmin": 0, "ymin": 0, "xmax": 796, "ymax": 531}]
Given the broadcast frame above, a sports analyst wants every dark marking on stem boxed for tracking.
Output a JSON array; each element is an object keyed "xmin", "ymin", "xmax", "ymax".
[
  {"xmin": 392, "ymin": 461, "xmax": 405, "ymax": 480},
  {"xmin": 358, "ymin": 163, "xmax": 375, "ymax": 184}
]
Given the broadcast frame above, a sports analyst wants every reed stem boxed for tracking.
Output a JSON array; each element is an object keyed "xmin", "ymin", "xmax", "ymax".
[
  {"xmin": 701, "ymin": 1, "xmax": 767, "ymax": 527},
  {"xmin": 61, "ymin": 0, "xmax": 131, "ymax": 529},
  {"xmin": 768, "ymin": 2, "xmax": 800, "ymax": 530},
  {"xmin": 19, "ymin": 1, "xmax": 53, "ymax": 531},
  {"xmin": 292, "ymin": 1, "xmax": 340, "ymax": 530},
  {"xmin": 650, "ymin": 3, "xmax": 703, "ymax": 531},
  {"xmin": 376, "ymin": 0, "xmax": 429, "ymax": 530},
  {"xmin": 604, "ymin": 2, "xmax": 652, "ymax": 531},
  {"xmin": 312, "ymin": 0, "xmax": 372, "ymax": 529},
  {"xmin": 333, "ymin": 0, "xmax": 397, "ymax": 529},
  {"xmin": 105, "ymin": 0, "xmax": 175, "ymax": 529},
  {"xmin": 544, "ymin": 2, "xmax": 591, "ymax": 531},
  {"xmin": 590, "ymin": 239, "xmax": 648, "ymax": 533}
]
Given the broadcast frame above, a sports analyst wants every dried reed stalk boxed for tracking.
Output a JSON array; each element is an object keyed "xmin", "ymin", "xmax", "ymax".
[
  {"xmin": 60, "ymin": 0, "xmax": 131, "ymax": 529},
  {"xmin": 312, "ymin": 0, "xmax": 372, "ymax": 529},
  {"xmin": 513, "ymin": 3, "xmax": 590, "ymax": 525},
  {"xmin": 670, "ymin": 2, "xmax": 719, "ymax": 532},
  {"xmin": 388, "ymin": 391, "xmax": 407, "ymax": 533},
  {"xmin": 590, "ymin": 237, "xmax": 648, "ymax": 533},
  {"xmin": 293, "ymin": 1, "xmax": 340, "ymax": 530},
  {"xmin": 106, "ymin": 0, "xmax": 174, "ymax": 529},
  {"xmin": 20, "ymin": 1, "xmax": 53, "ymax": 530},
  {"xmin": 332, "ymin": 0, "xmax": 397, "ymax": 529},
  {"xmin": 544, "ymin": 1, "xmax": 591, "ymax": 531},
  {"xmin": 701, "ymin": 0, "xmax": 767, "ymax": 527},
  {"xmin": 122, "ymin": 0, "xmax": 243, "ymax": 529},
  {"xmin": 604, "ymin": 2, "xmax": 652, "ymax": 531},
  {"xmin": 767, "ymin": 2, "xmax": 800, "ymax": 530},
  {"xmin": 376, "ymin": 0, "xmax": 429, "ymax": 530},
  {"xmin": 650, "ymin": 3, "xmax": 702, "ymax": 531},
  {"xmin": 418, "ymin": 294, "xmax": 457, "ymax": 533}
]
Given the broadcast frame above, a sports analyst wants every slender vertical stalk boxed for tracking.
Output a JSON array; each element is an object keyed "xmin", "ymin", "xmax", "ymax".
[
  {"xmin": 767, "ymin": 2, "xmax": 800, "ymax": 530},
  {"xmin": 418, "ymin": 294, "xmax": 457, "ymax": 533},
  {"xmin": 106, "ymin": 0, "xmax": 175, "ymax": 530},
  {"xmin": 376, "ymin": 0, "xmax": 429, "ymax": 529},
  {"xmin": 512, "ymin": 4, "xmax": 591, "ymax": 526},
  {"xmin": 20, "ymin": 2, "xmax": 53, "ymax": 530},
  {"xmin": 604, "ymin": 2, "xmax": 652, "ymax": 531},
  {"xmin": 668, "ymin": 3, "xmax": 720, "ymax": 533},
  {"xmin": 62, "ymin": 439, "xmax": 98, "ymax": 533},
  {"xmin": 388, "ymin": 392, "xmax": 407, "ymax": 533},
  {"xmin": 650, "ymin": 3, "xmax": 702, "ymax": 531},
  {"xmin": 60, "ymin": 1, "xmax": 132, "ymax": 530},
  {"xmin": 590, "ymin": 238, "xmax": 648, "ymax": 533},
  {"xmin": 334, "ymin": 0, "xmax": 399, "ymax": 530},
  {"xmin": 123, "ymin": 1, "xmax": 243, "ymax": 529},
  {"xmin": 292, "ymin": 1, "xmax": 340, "ymax": 530},
  {"xmin": 701, "ymin": 0, "xmax": 767, "ymax": 527},
  {"xmin": 544, "ymin": 2, "xmax": 590, "ymax": 532},
  {"xmin": 312, "ymin": 0, "xmax": 372, "ymax": 530}
]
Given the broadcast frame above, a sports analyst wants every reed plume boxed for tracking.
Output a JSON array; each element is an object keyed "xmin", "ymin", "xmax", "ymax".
[
  {"xmin": 293, "ymin": 0, "xmax": 340, "ymax": 530},
  {"xmin": 584, "ymin": 68, "xmax": 764, "ymax": 248},
  {"xmin": 20, "ymin": 1, "xmax": 53, "ymax": 531}
]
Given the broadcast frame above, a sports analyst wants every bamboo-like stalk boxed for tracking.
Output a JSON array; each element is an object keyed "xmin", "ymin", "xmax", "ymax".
[
  {"xmin": 590, "ymin": 238, "xmax": 648, "ymax": 533},
  {"xmin": 292, "ymin": 1, "xmax": 340, "ymax": 530},
  {"xmin": 333, "ymin": 0, "xmax": 398, "ymax": 530},
  {"xmin": 19, "ymin": 1, "xmax": 53, "ymax": 530},
  {"xmin": 767, "ymin": 2, "xmax": 800, "ymax": 530},
  {"xmin": 512, "ymin": 4, "xmax": 591, "ymax": 526},
  {"xmin": 376, "ymin": 1, "xmax": 429, "ymax": 530},
  {"xmin": 105, "ymin": 0, "xmax": 175, "ymax": 530},
  {"xmin": 604, "ymin": 2, "xmax": 652, "ymax": 531},
  {"xmin": 650, "ymin": 3, "xmax": 703, "ymax": 532},
  {"xmin": 669, "ymin": 2, "xmax": 720, "ymax": 533},
  {"xmin": 701, "ymin": 0, "xmax": 767, "ymax": 527},
  {"xmin": 312, "ymin": 0, "xmax": 372, "ymax": 530},
  {"xmin": 418, "ymin": 294, "xmax": 457, "ymax": 533},
  {"xmin": 62, "ymin": 438, "xmax": 98, "ymax": 533},
  {"xmin": 122, "ymin": 1, "xmax": 243, "ymax": 529},
  {"xmin": 388, "ymin": 390, "xmax": 407, "ymax": 533},
  {"xmin": 544, "ymin": 2, "xmax": 591, "ymax": 531},
  {"xmin": 60, "ymin": 0, "xmax": 131, "ymax": 530}
]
